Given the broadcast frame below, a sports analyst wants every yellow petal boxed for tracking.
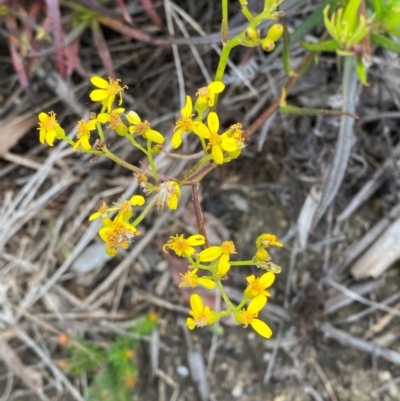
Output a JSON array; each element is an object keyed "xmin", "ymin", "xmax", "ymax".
[
  {"xmin": 146, "ymin": 129, "xmax": 165, "ymax": 144},
  {"xmin": 46, "ymin": 130, "xmax": 56, "ymax": 146},
  {"xmin": 89, "ymin": 211, "xmax": 101, "ymax": 221},
  {"xmin": 126, "ymin": 111, "xmax": 141, "ymax": 124},
  {"xmin": 246, "ymin": 275, "xmax": 256, "ymax": 284},
  {"xmin": 187, "ymin": 234, "xmax": 205, "ymax": 247},
  {"xmin": 217, "ymin": 253, "xmax": 230, "ymax": 276},
  {"xmin": 212, "ymin": 145, "xmax": 224, "ymax": 164},
  {"xmin": 81, "ymin": 135, "xmax": 91, "ymax": 150},
  {"xmin": 97, "ymin": 113, "xmax": 110, "ymax": 123},
  {"xmin": 171, "ymin": 129, "xmax": 183, "ymax": 148},
  {"xmin": 208, "ymin": 81, "xmax": 225, "ymax": 94},
  {"xmin": 190, "ymin": 293, "xmax": 204, "ymax": 314},
  {"xmin": 259, "ymin": 272, "xmax": 275, "ymax": 288},
  {"xmin": 90, "ymin": 89, "xmax": 108, "ymax": 101},
  {"xmin": 90, "ymin": 76, "xmax": 109, "ymax": 89},
  {"xmin": 186, "ymin": 318, "xmax": 196, "ymax": 330},
  {"xmin": 247, "ymin": 295, "xmax": 267, "ymax": 314},
  {"xmin": 38, "ymin": 112, "xmax": 48, "ymax": 122},
  {"xmin": 198, "ymin": 277, "xmax": 216, "ymax": 289},
  {"xmin": 182, "ymin": 95, "xmax": 192, "ymax": 118},
  {"xmin": 198, "ymin": 246, "xmax": 223, "ymax": 262},
  {"xmin": 251, "ymin": 319, "xmax": 272, "ymax": 338},
  {"xmin": 220, "ymin": 138, "xmax": 238, "ymax": 152},
  {"xmin": 39, "ymin": 128, "xmax": 45, "ymax": 144},
  {"xmin": 192, "ymin": 122, "xmax": 210, "ymax": 138},
  {"xmin": 207, "ymin": 112, "xmax": 219, "ymax": 133},
  {"xmin": 130, "ymin": 195, "xmax": 145, "ymax": 206},
  {"xmin": 167, "ymin": 195, "xmax": 178, "ymax": 210}
]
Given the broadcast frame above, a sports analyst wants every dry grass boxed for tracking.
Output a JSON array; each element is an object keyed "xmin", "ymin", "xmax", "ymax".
[{"xmin": 1, "ymin": 0, "xmax": 400, "ymax": 400}]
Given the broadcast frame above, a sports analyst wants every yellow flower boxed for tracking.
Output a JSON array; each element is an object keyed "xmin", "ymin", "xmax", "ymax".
[
  {"xmin": 244, "ymin": 272, "xmax": 275, "ymax": 299},
  {"xmin": 223, "ymin": 123, "xmax": 245, "ymax": 159},
  {"xmin": 97, "ymin": 108, "xmax": 128, "ymax": 136},
  {"xmin": 163, "ymin": 234, "xmax": 205, "ymax": 258},
  {"xmin": 256, "ymin": 233, "xmax": 283, "ymax": 248},
  {"xmin": 126, "ymin": 111, "xmax": 165, "ymax": 144},
  {"xmin": 186, "ymin": 294, "xmax": 218, "ymax": 330},
  {"xmin": 38, "ymin": 111, "xmax": 65, "ymax": 146},
  {"xmin": 179, "ymin": 267, "xmax": 216, "ymax": 289},
  {"xmin": 74, "ymin": 119, "xmax": 97, "ymax": 151},
  {"xmin": 157, "ymin": 181, "xmax": 181, "ymax": 210},
  {"xmin": 205, "ymin": 112, "xmax": 239, "ymax": 165},
  {"xmin": 195, "ymin": 81, "xmax": 225, "ymax": 112},
  {"xmin": 172, "ymin": 95, "xmax": 210, "ymax": 148},
  {"xmin": 90, "ymin": 76, "xmax": 127, "ymax": 112},
  {"xmin": 99, "ymin": 214, "xmax": 140, "ymax": 256},
  {"xmin": 198, "ymin": 240, "xmax": 236, "ymax": 276},
  {"xmin": 252, "ymin": 248, "xmax": 271, "ymax": 266},
  {"xmin": 235, "ymin": 295, "xmax": 272, "ymax": 339},
  {"xmin": 89, "ymin": 195, "xmax": 145, "ymax": 221}
]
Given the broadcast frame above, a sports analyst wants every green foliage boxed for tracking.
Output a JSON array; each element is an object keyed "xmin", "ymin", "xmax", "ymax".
[{"xmin": 62, "ymin": 314, "xmax": 158, "ymax": 401}]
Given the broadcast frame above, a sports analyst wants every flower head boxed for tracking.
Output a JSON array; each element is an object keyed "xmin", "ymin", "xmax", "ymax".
[
  {"xmin": 244, "ymin": 272, "xmax": 275, "ymax": 299},
  {"xmin": 198, "ymin": 240, "xmax": 236, "ymax": 276},
  {"xmin": 89, "ymin": 195, "xmax": 145, "ymax": 221},
  {"xmin": 205, "ymin": 112, "xmax": 240, "ymax": 165},
  {"xmin": 172, "ymin": 96, "xmax": 210, "ymax": 148},
  {"xmin": 74, "ymin": 119, "xmax": 97, "ymax": 151},
  {"xmin": 126, "ymin": 111, "xmax": 164, "ymax": 144},
  {"xmin": 179, "ymin": 267, "xmax": 216, "ymax": 289},
  {"xmin": 38, "ymin": 111, "xmax": 65, "ymax": 146},
  {"xmin": 163, "ymin": 234, "xmax": 205, "ymax": 258},
  {"xmin": 195, "ymin": 81, "xmax": 225, "ymax": 112},
  {"xmin": 90, "ymin": 76, "xmax": 127, "ymax": 112},
  {"xmin": 235, "ymin": 295, "xmax": 272, "ymax": 338},
  {"xmin": 256, "ymin": 233, "xmax": 283, "ymax": 248},
  {"xmin": 97, "ymin": 108, "xmax": 127, "ymax": 136},
  {"xmin": 157, "ymin": 181, "xmax": 181, "ymax": 210},
  {"xmin": 186, "ymin": 294, "xmax": 218, "ymax": 330},
  {"xmin": 99, "ymin": 214, "xmax": 140, "ymax": 256}
]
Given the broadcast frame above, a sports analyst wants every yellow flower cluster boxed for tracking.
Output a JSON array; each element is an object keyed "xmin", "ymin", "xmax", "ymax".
[
  {"xmin": 163, "ymin": 233, "xmax": 282, "ymax": 339},
  {"xmin": 172, "ymin": 83, "xmax": 245, "ymax": 165},
  {"xmin": 89, "ymin": 195, "xmax": 145, "ymax": 256},
  {"xmin": 36, "ymin": 76, "xmax": 282, "ymax": 340}
]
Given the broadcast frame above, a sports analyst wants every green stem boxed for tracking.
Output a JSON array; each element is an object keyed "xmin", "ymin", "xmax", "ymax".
[
  {"xmin": 96, "ymin": 122, "xmax": 104, "ymax": 141},
  {"xmin": 102, "ymin": 146, "xmax": 143, "ymax": 174},
  {"xmin": 147, "ymin": 139, "xmax": 159, "ymax": 182},
  {"xmin": 216, "ymin": 279, "xmax": 236, "ymax": 311},
  {"xmin": 131, "ymin": 194, "xmax": 159, "ymax": 226},
  {"xmin": 125, "ymin": 135, "xmax": 148, "ymax": 155},
  {"xmin": 230, "ymin": 260, "xmax": 255, "ymax": 266},
  {"xmin": 177, "ymin": 155, "xmax": 212, "ymax": 184},
  {"xmin": 239, "ymin": 0, "xmax": 254, "ymax": 21}
]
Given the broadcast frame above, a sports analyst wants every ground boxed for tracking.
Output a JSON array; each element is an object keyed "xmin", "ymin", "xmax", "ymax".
[{"xmin": 0, "ymin": 0, "xmax": 400, "ymax": 400}]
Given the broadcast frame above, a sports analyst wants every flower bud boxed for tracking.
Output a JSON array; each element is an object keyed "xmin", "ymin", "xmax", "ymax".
[
  {"xmin": 241, "ymin": 27, "xmax": 259, "ymax": 47},
  {"xmin": 266, "ymin": 23, "xmax": 284, "ymax": 42},
  {"xmin": 261, "ymin": 38, "xmax": 275, "ymax": 52}
]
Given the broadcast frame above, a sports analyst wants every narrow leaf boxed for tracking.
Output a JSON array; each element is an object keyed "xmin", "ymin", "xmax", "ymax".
[
  {"xmin": 300, "ymin": 39, "xmax": 340, "ymax": 52},
  {"xmin": 312, "ymin": 55, "xmax": 358, "ymax": 228},
  {"xmin": 371, "ymin": 33, "xmax": 400, "ymax": 53}
]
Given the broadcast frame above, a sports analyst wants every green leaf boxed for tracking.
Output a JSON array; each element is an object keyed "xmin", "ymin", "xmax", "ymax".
[
  {"xmin": 371, "ymin": 33, "xmax": 400, "ymax": 52},
  {"xmin": 372, "ymin": 0, "xmax": 384, "ymax": 20},
  {"xmin": 356, "ymin": 58, "xmax": 368, "ymax": 85},
  {"xmin": 299, "ymin": 39, "xmax": 340, "ymax": 52},
  {"xmin": 343, "ymin": 0, "xmax": 363, "ymax": 33}
]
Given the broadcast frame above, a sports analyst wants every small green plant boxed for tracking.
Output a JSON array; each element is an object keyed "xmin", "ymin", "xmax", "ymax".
[{"xmin": 58, "ymin": 314, "xmax": 159, "ymax": 401}]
